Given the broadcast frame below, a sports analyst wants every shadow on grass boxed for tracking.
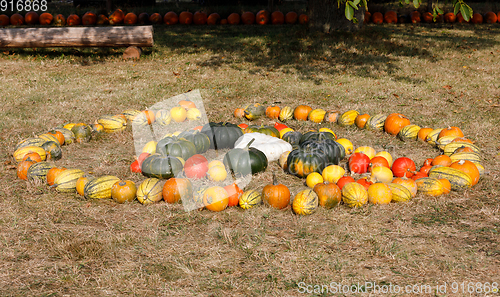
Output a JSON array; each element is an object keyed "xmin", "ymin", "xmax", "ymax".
[{"xmin": 4, "ymin": 23, "xmax": 499, "ymax": 84}]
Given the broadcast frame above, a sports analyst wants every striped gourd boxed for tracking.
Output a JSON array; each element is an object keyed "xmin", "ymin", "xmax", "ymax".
[
  {"xmin": 473, "ymin": 162, "xmax": 485, "ymax": 177},
  {"xmin": 398, "ymin": 124, "xmax": 421, "ymax": 141},
  {"xmin": 443, "ymin": 142, "xmax": 480, "ymax": 156},
  {"xmin": 136, "ymin": 178, "xmax": 163, "ymax": 204},
  {"xmin": 416, "ymin": 177, "xmax": 444, "ymax": 196},
  {"xmin": 239, "ymin": 189, "xmax": 262, "ymax": 209},
  {"xmin": 53, "ymin": 169, "xmax": 85, "ymax": 192},
  {"xmin": 337, "ymin": 110, "xmax": 359, "ymax": 127},
  {"xmin": 26, "ymin": 161, "xmax": 54, "ymax": 182},
  {"xmin": 13, "ymin": 146, "xmax": 47, "ymax": 162},
  {"xmin": 156, "ymin": 109, "xmax": 172, "ymax": 126},
  {"xmin": 279, "ymin": 106, "xmax": 293, "ymax": 122},
  {"xmin": 122, "ymin": 109, "xmax": 141, "ymax": 122},
  {"xmin": 52, "ymin": 128, "xmax": 75, "ymax": 145},
  {"xmin": 97, "ymin": 115, "xmax": 126, "ymax": 133},
  {"xmin": 425, "ymin": 128, "xmax": 443, "ymax": 146},
  {"xmin": 132, "ymin": 112, "xmax": 149, "ymax": 127},
  {"xmin": 38, "ymin": 133, "xmax": 59, "ymax": 144},
  {"xmin": 84, "ymin": 175, "xmax": 121, "ymax": 199},
  {"xmin": 428, "ymin": 167, "xmax": 472, "ymax": 191},
  {"xmin": 15, "ymin": 137, "xmax": 47, "ymax": 151},
  {"xmin": 449, "ymin": 152, "xmax": 481, "ymax": 163},
  {"xmin": 342, "ymin": 182, "xmax": 368, "ymax": 208},
  {"xmin": 292, "ymin": 189, "xmax": 318, "ymax": 215},
  {"xmin": 436, "ymin": 135, "xmax": 458, "ymax": 150},
  {"xmin": 365, "ymin": 114, "xmax": 387, "ymax": 131},
  {"xmin": 388, "ymin": 183, "xmax": 412, "ymax": 202}
]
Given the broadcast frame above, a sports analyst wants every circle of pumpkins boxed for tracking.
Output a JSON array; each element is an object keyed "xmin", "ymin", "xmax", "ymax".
[{"xmin": 13, "ymin": 100, "xmax": 483, "ymax": 215}]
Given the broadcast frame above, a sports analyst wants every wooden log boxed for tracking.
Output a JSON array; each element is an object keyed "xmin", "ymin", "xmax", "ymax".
[{"xmin": 0, "ymin": 26, "xmax": 154, "ymax": 48}]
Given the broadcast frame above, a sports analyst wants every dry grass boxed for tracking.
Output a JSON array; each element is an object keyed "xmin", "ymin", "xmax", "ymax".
[{"xmin": 1, "ymin": 22, "xmax": 500, "ymax": 295}]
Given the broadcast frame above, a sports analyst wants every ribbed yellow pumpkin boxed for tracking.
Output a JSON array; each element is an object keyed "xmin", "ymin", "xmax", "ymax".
[
  {"xmin": 53, "ymin": 169, "xmax": 85, "ymax": 193},
  {"xmin": 171, "ymin": 106, "xmax": 187, "ymax": 122},
  {"xmin": 239, "ymin": 189, "xmax": 262, "ymax": 209},
  {"xmin": 308, "ymin": 109, "xmax": 326, "ymax": 123},
  {"xmin": 155, "ymin": 109, "xmax": 172, "ymax": 126},
  {"xmin": 136, "ymin": 178, "xmax": 163, "ymax": 204},
  {"xmin": 342, "ymin": 182, "xmax": 368, "ymax": 208},
  {"xmin": 416, "ymin": 177, "xmax": 444, "ymax": 196},
  {"xmin": 337, "ymin": 110, "xmax": 359, "ymax": 127},
  {"xmin": 367, "ymin": 183, "xmax": 392, "ymax": 204},
  {"xmin": 186, "ymin": 108, "xmax": 202, "ymax": 121},
  {"xmin": 436, "ymin": 135, "xmax": 458, "ymax": 150},
  {"xmin": 279, "ymin": 106, "xmax": 293, "ymax": 122},
  {"xmin": 388, "ymin": 183, "xmax": 412, "ymax": 202},
  {"xmin": 292, "ymin": 189, "xmax": 318, "ymax": 215},
  {"xmin": 370, "ymin": 166, "xmax": 393, "ymax": 183},
  {"xmin": 84, "ymin": 175, "xmax": 121, "ymax": 199},
  {"xmin": 38, "ymin": 133, "xmax": 59, "ymax": 144},
  {"xmin": 428, "ymin": 167, "xmax": 472, "ymax": 191},
  {"xmin": 26, "ymin": 161, "xmax": 54, "ymax": 183}
]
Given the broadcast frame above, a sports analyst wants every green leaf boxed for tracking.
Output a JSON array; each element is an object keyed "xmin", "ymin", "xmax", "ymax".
[
  {"xmin": 460, "ymin": 4, "xmax": 470, "ymax": 22},
  {"xmin": 352, "ymin": 0, "xmax": 360, "ymax": 6},
  {"xmin": 353, "ymin": 17, "xmax": 359, "ymax": 24},
  {"xmin": 345, "ymin": 3, "xmax": 354, "ymax": 20},
  {"xmin": 436, "ymin": 7, "xmax": 443, "ymax": 15},
  {"xmin": 412, "ymin": 0, "xmax": 421, "ymax": 8},
  {"xmin": 362, "ymin": 0, "xmax": 368, "ymax": 10},
  {"xmin": 453, "ymin": 2, "xmax": 460, "ymax": 15}
]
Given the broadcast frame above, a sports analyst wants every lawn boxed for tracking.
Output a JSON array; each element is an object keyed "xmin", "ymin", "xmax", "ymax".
[{"xmin": 1, "ymin": 21, "xmax": 500, "ymax": 295}]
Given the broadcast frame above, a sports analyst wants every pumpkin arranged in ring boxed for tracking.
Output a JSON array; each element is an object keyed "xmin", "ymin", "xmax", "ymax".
[
  {"xmin": 262, "ymin": 174, "xmax": 290, "ymax": 210},
  {"xmin": 223, "ymin": 139, "xmax": 268, "ymax": 176},
  {"xmin": 141, "ymin": 154, "xmax": 184, "ymax": 179},
  {"xmin": 201, "ymin": 122, "xmax": 243, "ymax": 150},
  {"xmin": 243, "ymin": 125, "xmax": 279, "ymax": 138}
]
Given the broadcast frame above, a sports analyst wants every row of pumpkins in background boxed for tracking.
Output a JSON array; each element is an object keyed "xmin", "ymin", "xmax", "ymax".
[
  {"xmin": 0, "ymin": 9, "xmax": 308, "ymax": 27},
  {"xmin": 365, "ymin": 10, "xmax": 500, "ymax": 24},
  {"xmin": 12, "ymin": 99, "xmax": 483, "ymax": 215}
]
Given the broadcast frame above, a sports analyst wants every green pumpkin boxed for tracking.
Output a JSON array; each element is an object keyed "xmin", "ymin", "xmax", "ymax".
[
  {"xmin": 41, "ymin": 141, "xmax": 62, "ymax": 161},
  {"xmin": 299, "ymin": 139, "xmax": 344, "ymax": 165},
  {"xmin": 71, "ymin": 123, "xmax": 92, "ymax": 143},
  {"xmin": 286, "ymin": 148, "xmax": 329, "ymax": 178},
  {"xmin": 177, "ymin": 131, "xmax": 211, "ymax": 154},
  {"xmin": 223, "ymin": 140, "xmax": 268, "ymax": 176},
  {"xmin": 141, "ymin": 154, "xmax": 184, "ymax": 179},
  {"xmin": 201, "ymin": 122, "xmax": 243, "ymax": 150},
  {"xmin": 299, "ymin": 131, "xmax": 336, "ymax": 145},
  {"xmin": 282, "ymin": 131, "xmax": 302, "ymax": 148},
  {"xmin": 244, "ymin": 125, "xmax": 279, "ymax": 138},
  {"xmin": 243, "ymin": 103, "xmax": 265, "ymax": 120},
  {"xmin": 156, "ymin": 137, "xmax": 196, "ymax": 160}
]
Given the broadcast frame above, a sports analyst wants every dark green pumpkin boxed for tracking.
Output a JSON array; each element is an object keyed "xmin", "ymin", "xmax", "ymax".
[
  {"xmin": 156, "ymin": 137, "xmax": 196, "ymax": 160},
  {"xmin": 243, "ymin": 103, "xmax": 266, "ymax": 120},
  {"xmin": 141, "ymin": 154, "xmax": 184, "ymax": 179},
  {"xmin": 71, "ymin": 123, "xmax": 92, "ymax": 143},
  {"xmin": 41, "ymin": 141, "xmax": 62, "ymax": 161},
  {"xmin": 177, "ymin": 131, "xmax": 211, "ymax": 154},
  {"xmin": 299, "ymin": 139, "xmax": 343, "ymax": 165},
  {"xmin": 282, "ymin": 131, "xmax": 302, "ymax": 148},
  {"xmin": 201, "ymin": 122, "xmax": 243, "ymax": 150},
  {"xmin": 286, "ymin": 148, "xmax": 329, "ymax": 178},
  {"xmin": 223, "ymin": 141, "xmax": 268, "ymax": 176},
  {"xmin": 244, "ymin": 125, "xmax": 279, "ymax": 138},
  {"xmin": 299, "ymin": 131, "xmax": 336, "ymax": 145}
]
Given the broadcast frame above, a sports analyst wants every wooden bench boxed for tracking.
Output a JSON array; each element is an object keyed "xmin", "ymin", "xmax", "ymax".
[{"xmin": 0, "ymin": 25, "xmax": 154, "ymax": 58}]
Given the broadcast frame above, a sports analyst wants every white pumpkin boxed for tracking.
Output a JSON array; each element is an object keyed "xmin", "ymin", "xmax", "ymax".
[{"xmin": 234, "ymin": 133, "xmax": 292, "ymax": 162}]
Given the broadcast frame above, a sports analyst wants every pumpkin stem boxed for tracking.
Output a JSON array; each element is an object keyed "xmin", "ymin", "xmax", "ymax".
[
  {"xmin": 246, "ymin": 138, "xmax": 256, "ymax": 148},
  {"xmin": 272, "ymin": 172, "xmax": 278, "ymax": 185}
]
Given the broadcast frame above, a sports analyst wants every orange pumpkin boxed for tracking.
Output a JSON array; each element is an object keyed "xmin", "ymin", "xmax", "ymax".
[
  {"xmin": 227, "ymin": 13, "xmax": 240, "ymax": 25},
  {"xmin": 67, "ymin": 14, "xmax": 81, "ymax": 26},
  {"xmin": 285, "ymin": 11, "xmax": 298, "ymax": 24},
  {"xmin": 241, "ymin": 11, "xmax": 255, "ymax": 24},
  {"xmin": 193, "ymin": 11, "xmax": 207, "ymax": 25},
  {"xmin": 10, "ymin": 13, "xmax": 24, "ymax": 25},
  {"xmin": 439, "ymin": 178, "xmax": 451, "ymax": 194},
  {"xmin": 422, "ymin": 12, "xmax": 433, "ymax": 23},
  {"xmin": 224, "ymin": 183, "xmax": 243, "ymax": 207},
  {"xmin": 142, "ymin": 110, "xmax": 155, "ymax": 125},
  {"xmin": 419, "ymin": 165, "xmax": 432, "ymax": 175},
  {"xmin": 46, "ymin": 167, "xmax": 67, "ymax": 186},
  {"xmin": 371, "ymin": 12, "xmax": 383, "ymax": 24},
  {"xmin": 17, "ymin": 160, "xmax": 35, "ymax": 180},
  {"xmin": 271, "ymin": 11, "xmax": 285, "ymax": 24},
  {"xmin": 355, "ymin": 114, "xmax": 370, "ymax": 129},
  {"xmin": 422, "ymin": 158, "xmax": 433, "ymax": 166},
  {"xmin": 471, "ymin": 13, "xmax": 483, "ymax": 24},
  {"xmin": 367, "ymin": 183, "xmax": 392, "ymax": 204},
  {"xmin": 23, "ymin": 152, "xmax": 42, "ymax": 163},
  {"xmin": 234, "ymin": 108, "xmax": 245, "ymax": 118},
  {"xmin": 178, "ymin": 100, "xmax": 196, "ymax": 109},
  {"xmin": 76, "ymin": 175, "xmax": 94, "ymax": 196},
  {"xmin": 410, "ymin": 11, "xmax": 421, "ymax": 23},
  {"xmin": 162, "ymin": 178, "xmax": 193, "ymax": 204},
  {"xmin": 293, "ymin": 105, "xmax": 312, "ymax": 121},
  {"xmin": 149, "ymin": 12, "xmax": 163, "ymax": 24},
  {"xmin": 256, "ymin": 10, "xmax": 270, "ymax": 25},
  {"xmin": 109, "ymin": 9, "xmax": 125, "ymax": 25},
  {"xmin": 298, "ymin": 13, "xmax": 309, "ymax": 24},
  {"xmin": 203, "ymin": 186, "xmax": 229, "ymax": 212},
  {"xmin": 265, "ymin": 105, "xmax": 280, "ymax": 119},
  {"xmin": 0, "ymin": 14, "xmax": 10, "ymax": 26},
  {"xmin": 25, "ymin": 11, "xmax": 39, "ymax": 25},
  {"xmin": 262, "ymin": 176, "xmax": 290, "ymax": 209},
  {"xmin": 220, "ymin": 19, "xmax": 228, "ymax": 25},
  {"xmin": 369, "ymin": 156, "xmax": 390, "ymax": 170},
  {"xmin": 431, "ymin": 155, "xmax": 452, "ymax": 167},
  {"xmin": 48, "ymin": 130, "xmax": 65, "ymax": 146},
  {"xmin": 484, "ymin": 12, "xmax": 497, "ymax": 23},
  {"xmin": 449, "ymin": 160, "xmax": 480, "ymax": 186},
  {"xmin": 444, "ymin": 12, "xmax": 456, "ymax": 23},
  {"xmin": 111, "ymin": 180, "xmax": 137, "ymax": 203},
  {"xmin": 207, "ymin": 13, "xmax": 220, "ymax": 25},
  {"xmin": 450, "ymin": 137, "xmax": 473, "ymax": 144},
  {"xmin": 364, "ymin": 11, "xmax": 372, "ymax": 24},
  {"xmin": 96, "ymin": 14, "xmax": 109, "ymax": 25},
  {"xmin": 456, "ymin": 13, "xmax": 468, "ymax": 23},
  {"xmin": 417, "ymin": 127, "xmax": 434, "ymax": 142},
  {"xmin": 124, "ymin": 12, "xmax": 138, "ymax": 25},
  {"xmin": 313, "ymin": 182, "xmax": 341, "ymax": 209},
  {"xmin": 438, "ymin": 127, "xmax": 464, "ymax": 139},
  {"xmin": 384, "ymin": 113, "xmax": 410, "ymax": 135},
  {"xmin": 82, "ymin": 12, "xmax": 97, "ymax": 25},
  {"xmin": 384, "ymin": 11, "xmax": 397, "ymax": 24}
]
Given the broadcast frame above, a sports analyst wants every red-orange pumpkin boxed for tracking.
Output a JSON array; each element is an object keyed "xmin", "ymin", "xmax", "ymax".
[
  {"xmin": 241, "ymin": 11, "xmax": 255, "ymax": 24},
  {"xmin": 224, "ymin": 183, "xmax": 243, "ymax": 207},
  {"xmin": 149, "ymin": 12, "xmax": 162, "ymax": 24},
  {"xmin": 25, "ymin": 12, "xmax": 39, "ymax": 25},
  {"xmin": 124, "ymin": 12, "xmax": 138, "ymax": 25},
  {"xmin": 384, "ymin": 113, "xmax": 411, "ymax": 135},
  {"xmin": 298, "ymin": 13, "xmax": 309, "ymax": 24},
  {"xmin": 67, "ymin": 14, "xmax": 81, "ymax": 26},
  {"xmin": 162, "ymin": 178, "xmax": 193, "ymax": 204},
  {"xmin": 384, "ymin": 11, "xmax": 397, "ymax": 24},
  {"xmin": 82, "ymin": 12, "xmax": 97, "ymax": 25},
  {"xmin": 0, "ymin": 14, "xmax": 10, "ymax": 26},
  {"xmin": 444, "ymin": 12, "xmax": 456, "ymax": 23},
  {"xmin": 163, "ymin": 11, "xmax": 178, "ymax": 25},
  {"xmin": 109, "ymin": 9, "xmax": 125, "ymax": 25},
  {"xmin": 10, "ymin": 13, "xmax": 24, "ymax": 25},
  {"xmin": 410, "ymin": 11, "xmax": 421, "ymax": 23},
  {"xmin": 271, "ymin": 11, "xmax": 285, "ymax": 24},
  {"xmin": 17, "ymin": 160, "xmax": 35, "ymax": 180},
  {"xmin": 285, "ymin": 11, "xmax": 298, "ymax": 24},
  {"xmin": 193, "ymin": 11, "xmax": 207, "ymax": 25},
  {"xmin": 371, "ymin": 12, "xmax": 383, "ymax": 24},
  {"xmin": 256, "ymin": 10, "xmax": 270, "ymax": 25},
  {"xmin": 207, "ymin": 13, "xmax": 220, "ymax": 25},
  {"xmin": 227, "ymin": 13, "xmax": 240, "ymax": 25},
  {"xmin": 179, "ymin": 11, "xmax": 193, "ymax": 25}
]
